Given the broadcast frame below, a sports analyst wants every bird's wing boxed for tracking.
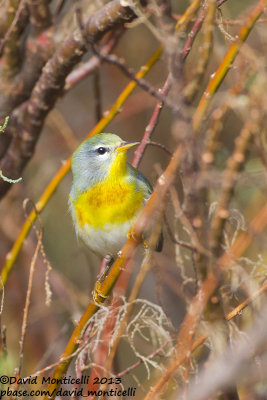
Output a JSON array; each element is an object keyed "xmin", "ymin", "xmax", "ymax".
[
  {"xmin": 127, "ymin": 164, "xmax": 153, "ymax": 200},
  {"xmin": 126, "ymin": 164, "xmax": 163, "ymax": 252}
]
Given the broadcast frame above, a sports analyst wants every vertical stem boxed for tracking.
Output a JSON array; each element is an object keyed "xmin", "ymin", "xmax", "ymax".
[
  {"xmin": 184, "ymin": 0, "xmax": 216, "ymax": 102},
  {"xmin": 93, "ymin": 69, "xmax": 102, "ymax": 122}
]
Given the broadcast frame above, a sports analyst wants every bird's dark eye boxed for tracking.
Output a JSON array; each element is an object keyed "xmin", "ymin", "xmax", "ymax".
[{"xmin": 97, "ymin": 147, "xmax": 106, "ymax": 155}]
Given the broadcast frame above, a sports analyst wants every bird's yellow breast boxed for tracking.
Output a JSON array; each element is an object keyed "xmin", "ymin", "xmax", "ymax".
[{"xmin": 73, "ymin": 179, "xmax": 144, "ymax": 229}]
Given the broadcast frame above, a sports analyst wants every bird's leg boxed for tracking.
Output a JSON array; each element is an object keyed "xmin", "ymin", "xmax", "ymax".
[
  {"xmin": 97, "ymin": 255, "xmax": 113, "ymax": 281},
  {"xmin": 93, "ymin": 255, "xmax": 113, "ymax": 306},
  {"xmin": 97, "ymin": 255, "xmax": 113, "ymax": 283}
]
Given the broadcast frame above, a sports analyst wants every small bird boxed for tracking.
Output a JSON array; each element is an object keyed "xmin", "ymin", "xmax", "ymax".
[{"xmin": 69, "ymin": 133, "xmax": 162, "ymax": 261}]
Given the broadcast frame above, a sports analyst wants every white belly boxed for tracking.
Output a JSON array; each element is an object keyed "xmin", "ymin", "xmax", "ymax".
[{"xmin": 77, "ymin": 220, "xmax": 132, "ymax": 258}]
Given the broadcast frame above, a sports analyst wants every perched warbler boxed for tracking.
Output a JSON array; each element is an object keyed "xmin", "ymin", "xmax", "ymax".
[{"xmin": 69, "ymin": 133, "xmax": 162, "ymax": 260}]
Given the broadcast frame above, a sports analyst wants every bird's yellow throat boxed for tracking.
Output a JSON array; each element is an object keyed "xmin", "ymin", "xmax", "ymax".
[{"xmin": 73, "ymin": 151, "xmax": 143, "ymax": 229}]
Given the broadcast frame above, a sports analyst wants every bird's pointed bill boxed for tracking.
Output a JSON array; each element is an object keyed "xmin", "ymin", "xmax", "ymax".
[{"xmin": 115, "ymin": 142, "xmax": 139, "ymax": 153}]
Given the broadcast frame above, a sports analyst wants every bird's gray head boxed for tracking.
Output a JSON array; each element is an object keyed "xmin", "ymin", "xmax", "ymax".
[{"xmin": 71, "ymin": 133, "xmax": 138, "ymax": 192}]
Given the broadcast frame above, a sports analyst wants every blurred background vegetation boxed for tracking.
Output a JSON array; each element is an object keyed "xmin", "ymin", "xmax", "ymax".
[{"xmin": 0, "ymin": 0, "xmax": 266, "ymax": 399}]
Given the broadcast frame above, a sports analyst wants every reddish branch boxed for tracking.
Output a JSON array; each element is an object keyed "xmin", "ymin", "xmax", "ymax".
[
  {"xmin": 182, "ymin": 6, "xmax": 206, "ymax": 61},
  {"xmin": 132, "ymin": 75, "xmax": 172, "ymax": 168}
]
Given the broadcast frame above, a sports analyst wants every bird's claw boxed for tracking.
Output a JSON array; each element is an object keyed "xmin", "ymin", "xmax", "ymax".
[
  {"xmin": 92, "ymin": 280, "xmax": 109, "ymax": 306},
  {"xmin": 127, "ymin": 228, "xmax": 138, "ymax": 242},
  {"xmin": 127, "ymin": 229, "xmax": 148, "ymax": 249}
]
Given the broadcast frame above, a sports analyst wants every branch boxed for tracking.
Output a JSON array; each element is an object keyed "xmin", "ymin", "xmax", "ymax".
[
  {"xmin": 184, "ymin": 0, "xmax": 216, "ymax": 102},
  {"xmin": 182, "ymin": 4, "xmax": 205, "ymax": 61},
  {"xmin": 225, "ymin": 281, "xmax": 267, "ymax": 321},
  {"xmin": 210, "ymin": 113, "xmax": 261, "ymax": 256},
  {"xmin": 175, "ymin": 0, "xmax": 202, "ymax": 32},
  {"xmin": 89, "ymin": 42, "xmax": 175, "ymax": 108}
]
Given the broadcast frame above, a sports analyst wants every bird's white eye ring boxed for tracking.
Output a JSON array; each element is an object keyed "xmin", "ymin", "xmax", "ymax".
[{"xmin": 97, "ymin": 147, "xmax": 106, "ymax": 155}]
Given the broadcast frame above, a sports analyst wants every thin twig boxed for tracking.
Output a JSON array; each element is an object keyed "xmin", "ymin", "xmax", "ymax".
[
  {"xmin": 164, "ymin": 213, "xmax": 199, "ymax": 252},
  {"xmin": 210, "ymin": 112, "xmax": 261, "ymax": 256},
  {"xmin": 16, "ymin": 200, "xmax": 43, "ymax": 380},
  {"xmin": 91, "ymin": 42, "xmax": 183, "ymax": 114},
  {"xmin": 132, "ymin": 75, "xmax": 172, "ymax": 168},
  {"xmin": 147, "ymin": 141, "xmax": 172, "ymax": 156},
  {"xmin": 93, "ymin": 69, "xmax": 102, "ymax": 122},
  {"xmin": 184, "ymin": 0, "xmax": 216, "ymax": 102},
  {"xmin": 170, "ymin": 186, "xmax": 210, "ymax": 257},
  {"xmin": 226, "ymin": 282, "xmax": 267, "ymax": 321},
  {"xmin": 182, "ymin": 6, "xmax": 206, "ymax": 61}
]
